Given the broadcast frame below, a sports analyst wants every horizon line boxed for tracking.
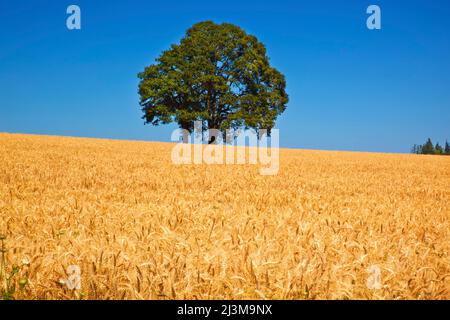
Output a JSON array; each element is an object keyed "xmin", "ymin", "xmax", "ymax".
[{"xmin": 0, "ymin": 131, "xmax": 437, "ymax": 156}]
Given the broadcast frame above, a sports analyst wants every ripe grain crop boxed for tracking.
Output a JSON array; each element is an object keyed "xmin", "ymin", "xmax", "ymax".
[{"xmin": 0, "ymin": 133, "xmax": 449, "ymax": 299}]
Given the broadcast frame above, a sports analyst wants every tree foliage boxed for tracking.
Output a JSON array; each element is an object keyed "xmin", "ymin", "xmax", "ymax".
[
  {"xmin": 445, "ymin": 140, "xmax": 450, "ymax": 155},
  {"xmin": 138, "ymin": 21, "xmax": 288, "ymax": 140},
  {"xmin": 422, "ymin": 138, "xmax": 435, "ymax": 155},
  {"xmin": 412, "ymin": 138, "xmax": 450, "ymax": 155}
]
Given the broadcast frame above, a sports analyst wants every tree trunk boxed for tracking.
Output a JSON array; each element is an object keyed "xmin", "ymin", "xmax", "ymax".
[{"xmin": 208, "ymin": 135, "xmax": 216, "ymax": 144}]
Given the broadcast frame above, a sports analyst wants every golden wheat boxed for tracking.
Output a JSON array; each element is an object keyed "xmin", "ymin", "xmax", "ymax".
[{"xmin": 0, "ymin": 133, "xmax": 449, "ymax": 299}]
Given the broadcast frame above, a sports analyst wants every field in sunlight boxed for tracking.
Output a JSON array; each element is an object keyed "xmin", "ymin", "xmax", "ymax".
[{"xmin": 0, "ymin": 133, "xmax": 448, "ymax": 299}]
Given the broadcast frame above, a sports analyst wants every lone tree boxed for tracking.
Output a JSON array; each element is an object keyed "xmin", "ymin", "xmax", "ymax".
[{"xmin": 138, "ymin": 21, "xmax": 288, "ymax": 143}]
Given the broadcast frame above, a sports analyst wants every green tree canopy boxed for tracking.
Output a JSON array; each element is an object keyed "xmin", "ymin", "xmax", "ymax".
[
  {"xmin": 411, "ymin": 138, "xmax": 450, "ymax": 155},
  {"xmin": 445, "ymin": 141, "xmax": 450, "ymax": 155},
  {"xmin": 138, "ymin": 21, "xmax": 288, "ymax": 142},
  {"xmin": 422, "ymin": 138, "xmax": 435, "ymax": 154}
]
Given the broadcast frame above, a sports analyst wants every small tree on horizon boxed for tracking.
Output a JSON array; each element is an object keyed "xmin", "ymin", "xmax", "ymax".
[
  {"xmin": 411, "ymin": 144, "xmax": 420, "ymax": 154},
  {"xmin": 421, "ymin": 138, "xmax": 435, "ymax": 155},
  {"xmin": 435, "ymin": 142, "xmax": 443, "ymax": 155}
]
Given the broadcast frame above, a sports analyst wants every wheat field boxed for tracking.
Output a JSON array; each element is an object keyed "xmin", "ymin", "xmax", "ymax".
[{"xmin": 0, "ymin": 132, "xmax": 449, "ymax": 300}]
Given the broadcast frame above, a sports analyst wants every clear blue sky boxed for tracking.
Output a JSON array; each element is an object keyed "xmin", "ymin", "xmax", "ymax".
[{"xmin": 0, "ymin": 0, "xmax": 449, "ymax": 153}]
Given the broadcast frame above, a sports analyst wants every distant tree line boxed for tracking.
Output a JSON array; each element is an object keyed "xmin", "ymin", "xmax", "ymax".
[{"xmin": 411, "ymin": 138, "xmax": 450, "ymax": 155}]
